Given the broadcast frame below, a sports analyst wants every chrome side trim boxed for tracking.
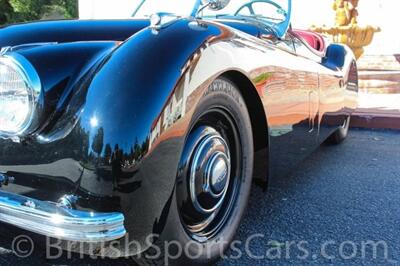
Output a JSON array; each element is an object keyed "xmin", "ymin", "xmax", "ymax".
[
  {"xmin": 4, "ymin": 42, "xmax": 58, "ymax": 53},
  {"xmin": 0, "ymin": 43, "xmax": 58, "ymax": 56},
  {"xmin": 0, "ymin": 190, "xmax": 126, "ymax": 242},
  {"xmin": 148, "ymin": 13, "xmax": 181, "ymax": 32},
  {"xmin": 0, "ymin": 46, "xmax": 11, "ymax": 55}
]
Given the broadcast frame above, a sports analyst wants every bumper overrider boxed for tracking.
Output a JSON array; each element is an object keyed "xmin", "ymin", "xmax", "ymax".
[{"xmin": 0, "ymin": 190, "xmax": 126, "ymax": 242}]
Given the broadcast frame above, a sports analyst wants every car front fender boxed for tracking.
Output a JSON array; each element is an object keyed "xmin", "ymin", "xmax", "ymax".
[
  {"xmin": 1, "ymin": 18, "xmax": 270, "ymax": 256},
  {"xmin": 65, "ymin": 19, "xmax": 244, "ymax": 255}
]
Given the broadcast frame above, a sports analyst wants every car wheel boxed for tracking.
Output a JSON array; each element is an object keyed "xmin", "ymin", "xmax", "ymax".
[
  {"xmin": 133, "ymin": 77, "xmax": 254, "ymax": 265},
  {"xmin": 327, "ymin": 115, "xmax": 351, "ymax": 145}
]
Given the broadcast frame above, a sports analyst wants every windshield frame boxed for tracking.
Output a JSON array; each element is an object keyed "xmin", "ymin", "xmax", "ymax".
[
  {"xmin": 132, "ymin": 0, "xmax": 201, "ymax": 17},
  {"xmin": 131, "ymin": 0, "xmax": 292, "ymax": 38}
]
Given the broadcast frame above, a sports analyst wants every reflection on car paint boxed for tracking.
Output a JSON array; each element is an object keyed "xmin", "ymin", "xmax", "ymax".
[{"xmin": 0, "ymin": 17, "xmax": 358, "ymax": 255}]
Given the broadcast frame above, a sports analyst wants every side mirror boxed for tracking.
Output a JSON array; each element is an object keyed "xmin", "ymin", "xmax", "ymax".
[
  {"xmin": 323, "ymin": 44, "xmax": 347, "ymax": 69},
  {"xmin": 201, "ymin": 0, "xmax": 230, "ymax": 11}
]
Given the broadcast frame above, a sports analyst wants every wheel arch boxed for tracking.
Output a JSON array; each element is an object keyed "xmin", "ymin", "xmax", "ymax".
[{"xmin": 221, "ymin": 70, "xmax": 270, "ymax": 186}]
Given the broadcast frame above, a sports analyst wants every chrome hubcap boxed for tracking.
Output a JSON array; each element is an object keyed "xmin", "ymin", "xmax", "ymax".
[
  {"xmin": 176, "ymin": 108, "xmax": 242, "ymax": 240},
  {"xmin": 190, "ymin": 131, "xmax": 231, "ymax": 214}
]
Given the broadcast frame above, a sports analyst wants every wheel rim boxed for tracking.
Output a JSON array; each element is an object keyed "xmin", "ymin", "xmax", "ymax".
[{"xmin": 176, "ymin": 108, "xmax": 242, "ymax": 241}]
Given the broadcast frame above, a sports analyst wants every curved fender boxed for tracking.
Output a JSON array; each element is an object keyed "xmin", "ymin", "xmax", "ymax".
[
  {"xmin": 70, "ymin": 19, "xmax": 232, "ymax": 255},
  {"xmin": 342, "ymin": 45, "xmax": 358, "ymax": 113},
  {"xmin": 14, "ymin": 42, "xmax": 117, "ymax": 135},
  {"xmin": 0, "ymin": 17, "xmax": 274, "ymax": 256},
  {"xmin": 68, "ymin": 17, "xmax": 274, "ymax": 255}
]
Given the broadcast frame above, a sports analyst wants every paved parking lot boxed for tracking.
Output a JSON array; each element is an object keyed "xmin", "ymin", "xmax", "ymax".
[{"xmin": 0, "ymin": 129, "xmax": 399, "ymax": 265}]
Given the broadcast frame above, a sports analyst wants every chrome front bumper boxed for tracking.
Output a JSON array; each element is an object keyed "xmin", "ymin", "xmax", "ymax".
[{"xmin": 0, "ymin": 190, "xmax": 126, "ymax": 242}]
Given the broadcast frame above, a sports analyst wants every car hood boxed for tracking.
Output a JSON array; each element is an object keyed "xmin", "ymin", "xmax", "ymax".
[{"xmin": 0, "ymin": 19, "xmax": 150, "ymax": 48}]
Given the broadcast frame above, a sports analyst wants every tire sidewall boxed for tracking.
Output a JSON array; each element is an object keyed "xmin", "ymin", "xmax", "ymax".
[{"xmin": 142, "ymin": 78, "xmax": 254, "ymax": 265}]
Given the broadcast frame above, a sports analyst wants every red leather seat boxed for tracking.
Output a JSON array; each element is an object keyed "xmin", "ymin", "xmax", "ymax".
[{"xmin": 292, "ymin": 29, "xmax": 326, "ymax": 52}]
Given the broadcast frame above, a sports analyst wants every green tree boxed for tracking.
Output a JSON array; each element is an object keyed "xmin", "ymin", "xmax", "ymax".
[
  {"xmin": 92, "ymin": 127, "xmax": 104, "ymax": 158},
  {"xmin": 58, "ymin": 0, "xmax": 78, "ymax": 18},
  {"xmin": 0, "ymin": 0, "xmax": 13, "ymax": 25},
  {"xmin": 0, "ymin": 0, "xmax": 78, "ymax": 25},
  {"xmin": 104, "ymin": 144, "xmax": 113, "ymax": 163}
]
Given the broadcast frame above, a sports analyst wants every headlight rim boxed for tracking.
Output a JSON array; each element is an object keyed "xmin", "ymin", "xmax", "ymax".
[{"xmin": 0, "ymin": 52, "xmax": 41, "ymax": 137}]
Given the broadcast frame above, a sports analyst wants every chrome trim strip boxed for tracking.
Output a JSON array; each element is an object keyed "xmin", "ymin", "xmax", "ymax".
[
  {"xmin": 0, "ymin": 46, "xmax": 11, "ymax": 55},
  {"xmin": 0, "ymin": 190, "xmax": 126, "ymax": 242},
  {"xmin": 1, "ymin": 43, "xmax": 57, "ymax": 55},
  {"xmin": 7, "ymin": 42, "xmax": 58, "ymax": 52},
  {"xmin": 148, "ymin": 13, "xmax": 181, "ymax": 31}
]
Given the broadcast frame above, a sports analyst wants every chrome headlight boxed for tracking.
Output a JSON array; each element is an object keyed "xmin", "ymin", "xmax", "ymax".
[{"xmin": 0, "ymin": 53, "xmax": 41, "ymax": 136}]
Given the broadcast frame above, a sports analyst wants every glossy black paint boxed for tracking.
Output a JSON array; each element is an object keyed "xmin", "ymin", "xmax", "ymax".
[
  {"xmin": 19, "ymin": 42, "xmax": 117, "ymax": 135},
  {"xmin": 0, "ymin": 20, "xmax": 149, "ymax": 47},
  {"xmin": 0, "ymin": 16, "xmax": 357, "ymax": 256}
]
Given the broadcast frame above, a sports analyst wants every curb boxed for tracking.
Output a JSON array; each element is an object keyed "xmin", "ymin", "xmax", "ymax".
[{"xmin": 351, "ymin": 109, "xmax": 400, "ymax": 130}]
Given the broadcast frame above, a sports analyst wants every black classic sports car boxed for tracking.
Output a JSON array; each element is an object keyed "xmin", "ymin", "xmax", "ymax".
[{"xmin": 0, "ymin": 0, "xmax": 358, "ymax": 264}]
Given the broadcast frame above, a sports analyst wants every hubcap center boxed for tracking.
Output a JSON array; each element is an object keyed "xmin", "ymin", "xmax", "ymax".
[
  {"xmin": 188, "ymin": 130, "xmax": 231, "ymax": 215},
  {"xmin": 208, "ymin": 154, "xmax": 229, "ymax": 195}
]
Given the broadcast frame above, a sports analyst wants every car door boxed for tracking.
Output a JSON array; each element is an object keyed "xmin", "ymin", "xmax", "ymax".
[
  {"xmin": 290, "ymin": 34, "xmax": 322, "ymax": 135},
  {"xmin": 237, "ymin": 1, "xmax": 320, "ymax": 178},
  {"xmin": 291, "ymin": 35, "xmax": 346, "ymax": 142},
  {"xmin": 258, "ymin": 33, "xmax": 320, "ymax": 178}
]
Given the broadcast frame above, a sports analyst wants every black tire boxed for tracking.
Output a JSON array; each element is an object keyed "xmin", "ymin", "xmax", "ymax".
[
  {"xmin": 326, "ymin": 116, "xmax": 351, "ymax": 144},
  {"xmin": 133, "ymin": 77, "xmax": 254, "ymax": 265}
]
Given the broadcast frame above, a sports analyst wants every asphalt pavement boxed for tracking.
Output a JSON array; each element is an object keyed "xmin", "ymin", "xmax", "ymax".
[{"xmin": 0, "ymin": 129, "xmax": 399, "ymax": 265}]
